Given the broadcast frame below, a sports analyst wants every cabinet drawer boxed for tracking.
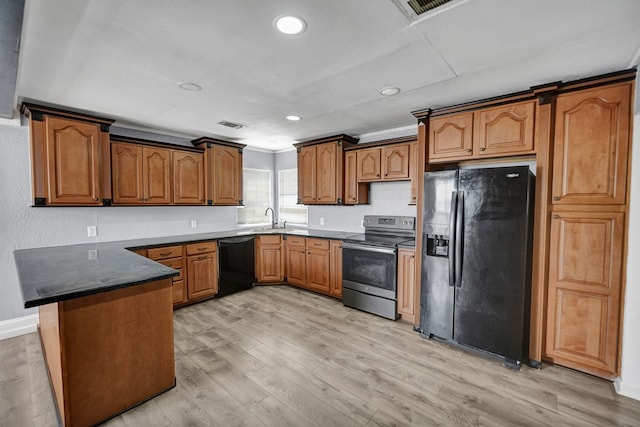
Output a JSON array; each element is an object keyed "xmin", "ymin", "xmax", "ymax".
[
  {"xmin": 147, "ymin": 245, "xmax": 183, "ymax": 260},
  {"xmin": 306, "ymin": 238, "xmax": 329, "ymax": 251},
  {"xmin": 258, "ymin": 235, "xmax": 282, "ymax": 245},
  {"xmin": 186, "ymin": 241, "xmax": 217, "ymax": 256},
  {"xmin": 287, "ymin": 236, "xmax": 306, "ymax": 247}
]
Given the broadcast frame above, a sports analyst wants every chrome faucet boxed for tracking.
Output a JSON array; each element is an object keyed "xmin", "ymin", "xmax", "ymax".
[{"xmin": 264, "ymin": 207, "xmax": 276, "ymax": 228}]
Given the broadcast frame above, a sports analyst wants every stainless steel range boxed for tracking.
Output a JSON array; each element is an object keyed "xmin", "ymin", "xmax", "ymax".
[{"xmin": 342, "ymin": 215, "xmax": 415, "ymax": 320}]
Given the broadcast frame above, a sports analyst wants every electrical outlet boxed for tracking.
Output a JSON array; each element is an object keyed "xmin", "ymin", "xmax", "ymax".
[
  {"xmin": 87, "ymin": 226, "xmax": 97, "ymax": 237},
  {"xmin": 320, "ymin": 217, "xmax": 325, "ymax": 226},
  {"xmin": 87, "ymin": 250, "xmax": 98, "ymax": 260},
  {"xmin": 190, "ymin": 220, "xmax": 197, "ymax": 229}
]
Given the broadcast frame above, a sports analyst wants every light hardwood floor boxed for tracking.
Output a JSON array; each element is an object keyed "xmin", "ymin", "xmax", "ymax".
[{"xmin": 2, "ymin": 285, "xmax": 639, "ymax": 426}]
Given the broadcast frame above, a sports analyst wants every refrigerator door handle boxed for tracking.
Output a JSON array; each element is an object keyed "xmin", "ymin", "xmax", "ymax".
[
  {"xmin": 455, "ymin": 191, "xmax": 464, "ymax": 287},
  {"xmin": 448, "ymin": 191, "xmax": 458, "ymax": 287}
]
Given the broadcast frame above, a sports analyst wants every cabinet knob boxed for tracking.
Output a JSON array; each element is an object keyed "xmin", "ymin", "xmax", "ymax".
[
  {"xmin": 553, "ymin": 214, "xmax": 560, "ymax": 219},
  {"xmin": 466, "ymin": 149, "xmax": 472, "ymax": 153},
  {"xmin": 553, "ymin": 196, "xmax": 561, "ymax": 201},
  {"xmin": 479, "ymin": 147, "xmax": 486, "ymax": 152}
]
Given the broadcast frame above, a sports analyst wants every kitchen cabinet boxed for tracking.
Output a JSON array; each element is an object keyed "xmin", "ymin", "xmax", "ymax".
[
  {"xmin": 397, "ymin": 248, "xmax": 416, "ymax": 323},
  {"xmin": 147, "ymin": 245, "xmax": 186, "ymax": 307},
  {"xmin": 329, "ymin": 240, "xmax": 343, "ymax": 298},
  {"xmin": 22, "ymin": 103, "xmax": 114, "ymax": 206},
  {"xmin": 285, "ymin": 236, "xmax": 306, "ymax": 287},
  {"xmin": 111, "ymin": 142, "xmax": 172, "ymax": 205},
  {"xmin": 255, "ymin": 235, "xmax": 285, "ymax": 283},
  {"xmin": 357, "ymin": 148, "xmax": 381, "ymax": 181},
  {"xmin": 295, "ymin": 134, "xmax": 358, "ymax": 205},
  {"xmin": 193, "ymin": 137, "xmax": 246, "ymax": 206},
  {"xmin": 545, "ymin": 211, "xmax": 624, "ymax": 378},
  {"xmin": 409, "ymin": 142, "xmax": 419, "ymax": 205},
  {"xmin": 551, "ymin": 84, "xmax": 631, "ymax": 205},
  {"xmin": 357, "ymin": 144, "xmax": 411, "ymax": 182},
  {"xmin": 344, "ymin": 151, "xmax": 369, "ymax": 205},
  {"xmin": 428, "ymin": 100, "xmax": 535, "ymax": 163},
  {"xmin": 305, "ymin": 238, "xmax": 331, "ymax": 294},
  {"xmin": 173, "ymin": 151, "xmax": 206, "ymax": 205},
  {"xmin": 186, "ymin": 241, "xmax": 218, "ymax": 300}
]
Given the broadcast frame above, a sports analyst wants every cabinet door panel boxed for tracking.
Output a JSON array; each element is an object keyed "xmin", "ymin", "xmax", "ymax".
[
  {"xmin": 187, "ymin": 253, "xmax": 217, "ymax": 300},
  {"xmin": 173, "ymin": 151, "xmax": 206, "ymax": 205},
  {"xmin": 428, "ymin": 113, "xmax": 473, "ymax": 162},
  {"xmin": 357, "ymin": 148, "xmax": 381, "ymax": 181},
  {"xmin": 111, "ymin": 143, "xmax": 144, "ymax": 204},
  {"xmin": 475, "ymin": 101, "xmax": 535, "ymax": 157},
  {"xmin": 329, "ymin": 241, "xmax": 343, "ymax": 298},
  {"xmin": 144, "ymin": 147, "xmax": 172, "ymax": 204},
  {"xmin": 382, "ymin": 144, "xmax": 410, "ymax": 180},
  {"xmin": 409, "ymin": 142, "xmax": 418, "ymax": 205},
  {"xmin": 316, "ymin": 143, "xmax": 338, "ymax": 203},
  {"xmin": 45, "ymin": 117, "xmax": 101, "ymax": 205},
  {"xmin": 306, "ymin": 249, "xmax": 330, "ymax": 294},
  {"xmin": 298, "ymin": 146, "xmax": 316, "ymax": 203},
  {"xmin": 286, "ymin": 246, "xmax": 306, "ymax": 287},
  {"xmin": 397, "ymin": 248, "xmax": 416, "ymax": 323},
  {"xmin": 545, "ymin": 211, "xmax": 624, "ymax": 377},
  {"xmin": 212, "ymin": 145, "xmax": 242, "ymax": 205},
  {"xmin": 552, "ymin": 84, "xmax": 631, "ymax": 205},
  {"xmin": 344, "ymin": 151, "xmax": 368, "ymax": 205}
]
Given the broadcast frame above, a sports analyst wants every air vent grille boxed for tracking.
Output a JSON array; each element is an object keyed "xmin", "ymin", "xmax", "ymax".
[
  {"xmin": 407, "ymin": 0, "xmax": 452, "ymax": 15},
  {"xmin": 217, "ymin": 120, "xmax": 246, "ymax": 129}
]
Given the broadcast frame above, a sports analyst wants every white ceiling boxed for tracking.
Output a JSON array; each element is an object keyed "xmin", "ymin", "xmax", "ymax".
[{"xmin": 16, "ymin": 0, "xmax": 640, "ymax": 150}]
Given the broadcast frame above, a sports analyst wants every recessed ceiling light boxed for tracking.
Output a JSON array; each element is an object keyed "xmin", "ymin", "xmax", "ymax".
[
  {"xmin": 379, "ymin": 86, "xmax": 401, "ymax": 96},
  {"xmin": 177, "ymin": 82, "xmax": 202, "ymax": 91},
  {"xmin": 275, "ymin": 16, "xmax": 306, "ymax": 35},
  {"xmin": 286, "ymin": 115, "xmax": 301, "ymax": 121}
]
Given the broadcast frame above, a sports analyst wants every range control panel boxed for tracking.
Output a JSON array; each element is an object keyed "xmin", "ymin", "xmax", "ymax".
[{"xmin": 363, "ymin": 215, "xmax": 415, "ymax": 231}]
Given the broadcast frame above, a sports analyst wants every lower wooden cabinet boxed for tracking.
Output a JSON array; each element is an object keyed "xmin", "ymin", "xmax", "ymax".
[
  {"xmin": 256, "ymin": 235, "xmax": 285, "ymax": 283},
  {"xmin": 544, "ymin": 211, "xmax": 624, "ymax": 379},
  {"xmin": 186, "ymin": 242, "xmax": 218, "ymax": 300},
  {"xmin": 329, "ymin": 241, "xmax": 343, "ymax": 298},
  {"xmin": 284, "ymin": 237, "xmax": 341, "ymax": 298},
  {"xmin": 397, "ymin": 248, "xmax": 416, "ymax": 323},
  {"xmin": 146, "ymin": 245, "xmax": 187, "ymax": 307}
]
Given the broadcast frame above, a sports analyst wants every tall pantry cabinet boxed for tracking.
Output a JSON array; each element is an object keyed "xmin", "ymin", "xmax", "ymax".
[{"xmin": 544, "ymin": 80, "xmax": 633, "ymax": 379}]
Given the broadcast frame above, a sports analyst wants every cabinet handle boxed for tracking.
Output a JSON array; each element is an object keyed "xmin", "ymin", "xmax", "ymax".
[
  {"xmin": 160, "ymin": 252, "xmax": 172, "ymax": 256},
  {"xmin": 197, "ymin": 247, "xmax": 207, "ymax": 251},
  {"xmin": 553, "ymin": 196, "xmax": 561, "ymax": 201},
  {"xmin": 196, "ymin": 255, "xmax": 208, "ymax": 260},
  {"xmin": 553, "ymin": 215, "xmax": 559, "ymax": 219}
]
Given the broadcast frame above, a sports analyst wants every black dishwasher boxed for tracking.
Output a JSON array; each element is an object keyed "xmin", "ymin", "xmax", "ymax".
[{"xmin": 217, "ymin": 236, "xmax": 255, "ymax": 297}]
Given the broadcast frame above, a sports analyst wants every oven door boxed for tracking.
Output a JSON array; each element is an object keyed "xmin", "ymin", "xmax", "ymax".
[{"xmin": 342, "ymin": 243, "xmax": 397, "ymax": 299}]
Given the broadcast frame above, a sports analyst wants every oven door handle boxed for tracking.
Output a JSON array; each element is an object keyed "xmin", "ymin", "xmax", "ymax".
[{"xmin": 342, "ymin": 243, "xmax": 397, "ymax": 255}]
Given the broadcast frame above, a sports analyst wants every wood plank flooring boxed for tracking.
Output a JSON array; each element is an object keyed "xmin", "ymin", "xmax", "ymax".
[{"xmin": 2, "ymin": 285, "xmax": 640, "ymax": 426}]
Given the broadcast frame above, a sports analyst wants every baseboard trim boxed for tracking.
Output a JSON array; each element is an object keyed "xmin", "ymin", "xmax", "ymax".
[
  {"xmin": 0, "ymin": 314, "xmax": 39, "ymax": 341},
  {"xmin": 615, "ymin": 377, "xmax": 640, "ymax": 401}
]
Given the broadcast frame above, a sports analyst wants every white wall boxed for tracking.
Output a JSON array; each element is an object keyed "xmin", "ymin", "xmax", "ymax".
[
  {"xmin": 0, "ymin": 122, "xmax": 275, "ymax": 322},
  {"xmin": 618, "ymin": 111, "xmax": 640, "ymax": 400}
]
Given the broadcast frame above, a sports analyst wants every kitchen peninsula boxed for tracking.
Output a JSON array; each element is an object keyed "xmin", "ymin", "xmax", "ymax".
[{"xmin": 13, "ymin": 227, "xmax": 358, "ymax": 426}]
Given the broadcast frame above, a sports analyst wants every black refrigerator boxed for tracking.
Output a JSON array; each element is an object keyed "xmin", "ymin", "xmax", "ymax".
[{"xmin": 420, "ymin": 166, "xmax": 534, "ymax": 368}]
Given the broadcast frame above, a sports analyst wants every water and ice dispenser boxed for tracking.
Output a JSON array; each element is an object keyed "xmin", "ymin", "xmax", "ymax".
[{"xmin": 425, "ymin": 235, "xmax": 449, "ymax": 257}]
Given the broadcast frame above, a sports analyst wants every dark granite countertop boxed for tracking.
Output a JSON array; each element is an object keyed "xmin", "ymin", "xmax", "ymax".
[{"xmin": 14, "ymin": 228, "xmax": 361, "ymax": 309}]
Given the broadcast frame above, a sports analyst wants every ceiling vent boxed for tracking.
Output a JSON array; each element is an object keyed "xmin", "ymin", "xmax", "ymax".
[
  {"xmin": 391, "ymin": 0, "xmax": 461, "ymax": 22},
  {"xmin": 217, "ymin": 120, "xmax": 246, "ymax": 129}
]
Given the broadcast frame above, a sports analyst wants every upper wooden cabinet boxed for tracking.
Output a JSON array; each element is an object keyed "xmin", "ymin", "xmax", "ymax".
[
  {"xmin": 22, "ymin": 104, "xmax": 114, "ymax": 206},
  {"xmin": 357, "ymin": 148, "xmax": 381, "ymax": 181},
  {"xmin": 344, "ymin": 151, "xmax": 369, "ymax": 205},
  {"xmin": 192, "ymin": 138, "xmax": 246, "ymax": 206},
  {"xmin": 112, "ymin": 142, "xmax": 172, "ymax": 205},
  {"xmin": 428, "ymin": 100, "xmax": 536, "ymax": 163},
  {"xmin": 552, "ymin": 83, "xmax": 631, "ymax": 205},
  {"xmin": 429, "ymin": 112, "xmax": 474, "ymax": 162},
  {"xmin": 294, "ymin": 135, "xmax": 358, "ymax": 205},
  {"xmin": 356, "ymin": 144, "xmax": 411, "ymax": 182},
  {"xmin": 173, "ymin": 151, "xmax": 206, "ymax": 205}
]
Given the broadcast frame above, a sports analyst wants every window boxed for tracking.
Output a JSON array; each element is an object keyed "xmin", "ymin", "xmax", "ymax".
[
  {"xmin": 278, "ymin": 168, "xmax": 307, "ymax": 225},
  {"xmin": 238, "ymin": 168, "xmax": 271, "ymax": 226}
]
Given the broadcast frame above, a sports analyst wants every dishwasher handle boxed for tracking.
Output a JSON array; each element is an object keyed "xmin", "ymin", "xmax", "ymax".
[{"xmin": 219, "ymin": 236, "xmax": 255, "ymax": 246}]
